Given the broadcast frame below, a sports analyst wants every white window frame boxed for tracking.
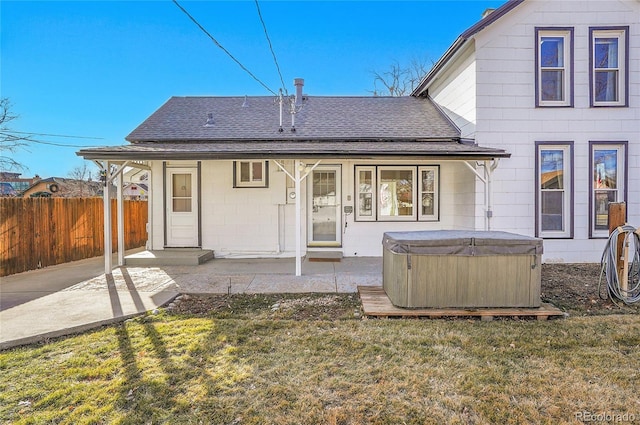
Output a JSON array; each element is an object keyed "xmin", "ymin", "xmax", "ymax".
[
  {"xmin": 536, "ymin": 143, "xmax": 573, "ymax": 239},
  {"xmin": 418, "ymin": 166, "xmax": 439, "ymax": 221},
  {"xmin": 354, "ymin": 165, "xmax": 440, "ymax": 222},
  {"xmin": 536, "ymin": 28, "xmax": 573, "ymax": 107},
  {"xmin": 355, "ymin": 166, "xmax": 376, "ymax": 221},
  {"xmin": 590, "ymin": 27, "xmax": 628, "ymax": 107},
  {"xmin": 377, "ymin": 166, "xmax": 416, "ymax": 221},
  {"xmin": 590, "ymin": 143, "xmax": 627, "ymax": 238},
  {"xmin": 234, "ymin": 160, "xmax": 268, "ymax": 188}
]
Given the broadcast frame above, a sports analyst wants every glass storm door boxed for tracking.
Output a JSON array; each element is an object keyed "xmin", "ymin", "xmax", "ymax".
[
  {"xmin": 166, "ymin": 169, "xmax": 198, "ymax": 247},
  {"xmin": 308, "ymin": 165, "xmax": 341, "ymax": 246}
]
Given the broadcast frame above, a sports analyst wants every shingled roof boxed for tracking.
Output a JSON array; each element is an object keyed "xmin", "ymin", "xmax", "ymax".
[
  {"xmin": 78, "ymin": 95, "xmax": 510, "ymax": 160},
  {"xmin": 126, "ymin": 96, "xmax": 459, "ymax": 142}
]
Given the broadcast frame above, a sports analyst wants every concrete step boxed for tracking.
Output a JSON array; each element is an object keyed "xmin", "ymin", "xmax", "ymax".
[
  {"xmin": 306, "ymin": 251, "xmax": 343, "ymax": 262},
  {"xmin": 125, "ymin": 249, "xmax": 214, "ymax": 266}
]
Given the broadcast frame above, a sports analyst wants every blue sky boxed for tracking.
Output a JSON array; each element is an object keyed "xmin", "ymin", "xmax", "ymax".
[{"xmin": 1, "ymin": 0, "xmax": 504, "ymax": 178}]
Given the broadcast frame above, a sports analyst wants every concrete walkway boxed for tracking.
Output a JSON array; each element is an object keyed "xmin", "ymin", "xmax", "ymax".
[{"xmin": 0, "ymin": 255, "xmax": 381, "ymax": 350}]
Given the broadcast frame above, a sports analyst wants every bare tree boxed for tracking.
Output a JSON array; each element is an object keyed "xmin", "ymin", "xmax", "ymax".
[
  {"xmin": 370, "ymin": 58, "xmax": 432, "ymax": 97},
  {"xmin": 0, "ymin": 98, "xmax": 29, "ymax": 171},
  {"xmin": 66, "ymin": 163, "xmax": 97, "ymax": 197}
]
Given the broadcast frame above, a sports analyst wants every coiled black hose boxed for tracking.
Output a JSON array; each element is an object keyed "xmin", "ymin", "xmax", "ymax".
[{"xmin": 598, "ymin": 225, "xmax": 640, "ymax": 305}]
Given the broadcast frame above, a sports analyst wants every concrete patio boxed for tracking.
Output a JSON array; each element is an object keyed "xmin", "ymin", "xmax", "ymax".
[{"xmin": 0, "ymin": 254, "xmax": 382, "ymax": 349}]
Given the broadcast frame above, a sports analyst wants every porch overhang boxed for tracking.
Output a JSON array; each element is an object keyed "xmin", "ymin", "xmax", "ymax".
[
  {"xmin": 77, "ymin": 141, "xmax": 509, "ymax": 277},
  {"xmin": 76, "ymin": 139, "xmax": 510, "ymax": 162}
]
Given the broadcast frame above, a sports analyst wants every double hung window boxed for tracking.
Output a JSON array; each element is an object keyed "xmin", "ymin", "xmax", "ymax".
[
  {"xmin": 536, "ymin": 28, "xmax": 573, "ymax": 107},
  {"xmin": 590, "ymin": 143, "xmax": 627, "ymax": 238},
  {"xmin": 535, "ymin": 143, "xmax": 573, "ymax": 238},
  {"xmin": 590, "ymin": 27, "xmax": 628, "ymax": 106}
]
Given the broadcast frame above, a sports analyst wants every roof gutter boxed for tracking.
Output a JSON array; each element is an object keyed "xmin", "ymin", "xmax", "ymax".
[{"xmin": 411, "ymin": 0, "xmax": 524, "ymax": 97}]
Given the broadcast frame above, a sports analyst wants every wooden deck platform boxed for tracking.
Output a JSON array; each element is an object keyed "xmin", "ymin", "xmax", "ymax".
[{"xmin": 358, "ymin": 286, "xmax": 565, "ymax": 321}]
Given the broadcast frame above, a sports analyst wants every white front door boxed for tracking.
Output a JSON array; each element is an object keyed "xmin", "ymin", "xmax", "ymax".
[
  {"xmin": 308, "ymin": 165, "xmax": 341, "ymax": 246},
  {"xmin": 166, "ymin": 168, "xmax": 198, "ymax": 247}
]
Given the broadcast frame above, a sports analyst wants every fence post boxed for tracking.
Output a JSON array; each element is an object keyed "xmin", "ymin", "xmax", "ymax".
[{"xmin": 608, "ymin": 202, "xmax": 627, "ymax": 290}]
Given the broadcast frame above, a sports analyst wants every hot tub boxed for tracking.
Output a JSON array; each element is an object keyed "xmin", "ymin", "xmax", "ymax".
[{"xmin": 382, "ymin": 230, "xmax": 543, "ymax": 308}]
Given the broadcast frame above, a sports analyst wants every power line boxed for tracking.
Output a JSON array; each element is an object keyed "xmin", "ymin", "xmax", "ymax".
[
  {"xmin": 2, "ymin": 130, "xmax": 103, "ymax": 140},
  {"xmin": 0, "ymin": 132, "xmax": 94, "ymax": 148},
  {"xmin": 172, "ymin": 0, "xmax": 278, "ymax": 96},
  {"xmin": 25, "ymin": 139, "xmax": 94, "ymax": 148},
  {"xmin": 254, "ymin": 0, "xmax": 288, "ymax": 96}
]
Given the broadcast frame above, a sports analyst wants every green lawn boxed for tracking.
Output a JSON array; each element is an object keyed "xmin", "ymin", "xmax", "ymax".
[{"xmin": 1, "ymin": 301, "xmax": 639, "ymax": 424}]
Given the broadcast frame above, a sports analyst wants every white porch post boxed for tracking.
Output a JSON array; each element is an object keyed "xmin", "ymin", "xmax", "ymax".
[
  {"xmin": 294, "ymin": 159, "xmax": 302, "ymax": 276},
  {"xmin": 117, "ymin": 173, "xmax": 125, "ymax": 266},
  {"xmin": 463, "ymin": 159, "xmax": 499, "ymax": 231},
  {"xmin": 102, "ymin": 161, "xmax": 113, "ymax": 275}
]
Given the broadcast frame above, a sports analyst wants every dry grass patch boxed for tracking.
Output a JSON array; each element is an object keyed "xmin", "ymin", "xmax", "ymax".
[{"xmin": 1, "ymin": 308, "xmax": 639, "ymax": 424}]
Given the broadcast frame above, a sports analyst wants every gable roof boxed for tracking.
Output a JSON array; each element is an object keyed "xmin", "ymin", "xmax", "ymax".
[
  {"xmin": 412, "ymin": 0, "xmax": 524, "ymax": 96},
  {"xmin": 126, "ymin": 96, "xmax": 459, "ymax": 142}
]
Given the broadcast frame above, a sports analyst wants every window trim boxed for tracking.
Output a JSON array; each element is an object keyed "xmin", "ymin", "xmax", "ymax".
[
  {"xmin": 354, "ymin": 165, "xmax": 440, "ymax": 222},
  {"xmin": 534, "ymin": 142, "xmax": 574, "ymax": 239},
  {"xmin": 418, "ymin": 166, "xmax": 440, "ymax": 221},
  {"xmin": 233, "ymin": 160, "xmax": 269, "ymax": 188},
  {"xmin": 535, "ymin": 27, "xmax": 574, "ymax": 107},
  {"xmin": 355, "ymin": 166, "xmax": 376, "ymax": 221},
  {"xmin": 377, "ymin": 165, "xmax": 417, "ymax": 222},
  {"xmin": 589, "ymin": 26, "xmax": 629, "ymax": 107},
  {"xmin": 589, "ymin": 142, "xmax": 628, "ymax": 238}
]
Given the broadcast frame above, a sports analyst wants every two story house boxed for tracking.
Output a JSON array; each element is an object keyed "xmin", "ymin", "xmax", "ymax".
[{"xmin": 412, "ymin": 0, "xmax": 638, "ymax": 262}]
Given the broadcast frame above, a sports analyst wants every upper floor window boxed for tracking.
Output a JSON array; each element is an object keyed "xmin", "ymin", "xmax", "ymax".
[
  {"xmin": 590, "ymin": 27, "xmax": 629, "ymax": 107},
  {"xmin": 536, "ymin": 28, "xmax": 573, "ymax": 107},
  {"xmin": 234, "ymin": 161, "xmax": 268, "ymax": 188}
]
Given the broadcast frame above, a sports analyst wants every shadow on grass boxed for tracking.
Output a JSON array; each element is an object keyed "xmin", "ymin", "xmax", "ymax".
[{"xmin": 115, "ymin": 322, "xmax": 186, "ymax": 423}]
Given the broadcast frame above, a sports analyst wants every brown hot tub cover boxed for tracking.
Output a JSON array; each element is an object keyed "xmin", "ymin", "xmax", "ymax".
[{"xmin": 382, "ymin": 230, "xmax": 543, "ymax": 256}]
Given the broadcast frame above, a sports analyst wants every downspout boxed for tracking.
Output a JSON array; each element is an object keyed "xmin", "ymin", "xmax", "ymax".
[{"xmin": 485, "ymin": 159, "xmax": 499, "ymax": 231}]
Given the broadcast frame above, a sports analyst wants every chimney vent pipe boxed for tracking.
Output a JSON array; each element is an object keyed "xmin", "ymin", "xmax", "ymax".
[{"xmin": 294, "ymin": 78, "xmax": 304, "ymax": 106}]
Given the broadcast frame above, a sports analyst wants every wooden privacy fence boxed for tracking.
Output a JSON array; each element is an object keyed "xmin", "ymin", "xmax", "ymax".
[{"xmin": 0, "ymin": 198, "xmax": 148, "ymax": 276}]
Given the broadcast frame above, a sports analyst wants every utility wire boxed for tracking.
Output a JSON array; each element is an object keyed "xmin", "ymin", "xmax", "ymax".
[
  {"xmin": 2, "ymin": 130, "xmax": 104, "ymax": 140},
  {"xmin": 254, "ymin": 0, "xmax": 288, "ymax": 96},
  {"xmin": 172, "ymin": 0, "xmax": 278, "ymax": 96},
  {"xmin": 0, "ymin": 132, "xmax": 93, "ymax": 148}
]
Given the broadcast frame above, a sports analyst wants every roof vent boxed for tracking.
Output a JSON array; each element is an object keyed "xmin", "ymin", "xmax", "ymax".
[
  {"xmin": 482, "ymin": 8, "xmax": 495, "ymax": 19},
  {"xmin": 241, "ymin": 95, "xmax": 249, "ymax": 108},
  {"xmin": 203, "ymin": 112, "xmax": 215, "ymax": 127},
  {"xmin": 294, "ymin": 78, "xmax": 304, "ymax": 106}
]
